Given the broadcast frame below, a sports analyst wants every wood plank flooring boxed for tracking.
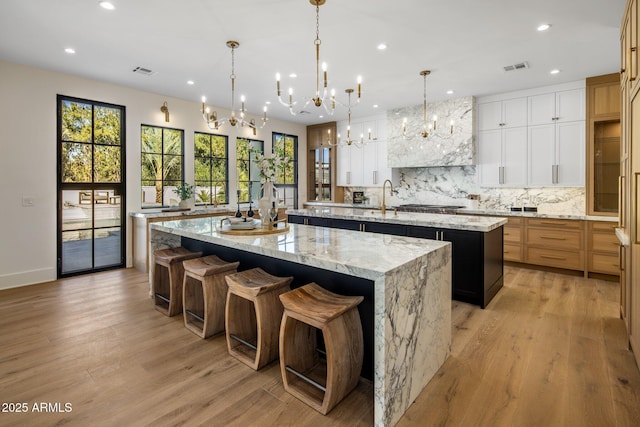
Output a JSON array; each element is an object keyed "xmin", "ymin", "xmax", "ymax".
[{"xmin": 0, "ymin": 266, "xmax": 638, "ymax": 426}]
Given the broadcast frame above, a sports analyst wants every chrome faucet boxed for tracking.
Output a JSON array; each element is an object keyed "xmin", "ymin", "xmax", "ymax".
[{"xmin": 381, "ymin": 179, "xmax": 393, "ymax": 215}]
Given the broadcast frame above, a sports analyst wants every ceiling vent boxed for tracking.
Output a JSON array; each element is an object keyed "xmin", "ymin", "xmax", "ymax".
[
  {"xmin": 503, "ymin": 61, "xmax": 529, "ymax": 72},
  {"xmin": 132, "ymin": 66, "xmax": 155, "ymax": 76}
]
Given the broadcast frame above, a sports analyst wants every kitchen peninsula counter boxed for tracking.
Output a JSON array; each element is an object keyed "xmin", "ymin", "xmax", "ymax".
[{"xmin": 150, "ymin": 218, "xmax": 452, "ymax": 427}]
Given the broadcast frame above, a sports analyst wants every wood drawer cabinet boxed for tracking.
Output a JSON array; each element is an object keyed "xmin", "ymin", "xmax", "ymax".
[
  {"xmin": 503, "ymin": 217, "xmax": 523, "ymax": 262},
  {"xmin": 587, "ymin": 221, "xmax": 620, "ymax": 275},
  {"xmin": 523, "ymin": 218, "xmax": 585, "ymax": 271}
]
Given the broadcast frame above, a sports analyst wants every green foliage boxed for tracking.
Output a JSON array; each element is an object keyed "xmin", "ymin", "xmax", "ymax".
[
  {"xmin": 173, "ymin": 182, "xmax": 194, "ymax": 200},
  {"xmin": 141, "ymin": 125, "xmax": 184, "ymax": 204},
  {"xmin": 60, "ymin": 100, "xmax": 122, "ymax": 184}
]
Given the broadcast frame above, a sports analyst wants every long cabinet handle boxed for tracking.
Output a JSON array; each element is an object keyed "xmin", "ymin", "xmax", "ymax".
[
  {"xmin": 499, "ymin": 166, "xmax": 505, "ymax": 185},
  {"xmin": 552, "ymin": 164, "xmax": 559, "ymax": 184},
  {"xmin": 620, "ymin": 245, "xmax": 625, "ymax": 272},
  {"xmin": 540, "ymin": 255, "xmax": 567, "ymax": 260},
  {"xmin": 631, "ymin": 47, "xmax": 637, "ymax": 82},
  {"xmin": 346, "ymin": 171, "xmax": 351, "ymax": 185}
]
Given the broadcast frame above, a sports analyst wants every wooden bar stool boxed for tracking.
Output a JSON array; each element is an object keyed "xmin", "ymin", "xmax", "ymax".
[
  {"xmin": 279, "ymin": 283, "xmax": 364, "ymax": 415},
  {"xmin": 182, "ymin": 255, "xmax": 240, "ymax": 338},
  {"xmin": 153, "ymin": 247, "xmax": 202, "ymax": 317},
  {"xmin": 225, "ymin": 268, "xmax": 293, "ymax": 370}
]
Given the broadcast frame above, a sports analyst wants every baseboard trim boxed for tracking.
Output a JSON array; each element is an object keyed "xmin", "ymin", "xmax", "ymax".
[{"xmin": 0, "ymin": 268, "xmax": 56, "ymax": 290}]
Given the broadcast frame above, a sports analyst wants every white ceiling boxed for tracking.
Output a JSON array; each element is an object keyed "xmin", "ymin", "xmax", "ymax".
[{"xmin": 0, "ymin": 0, "xmax": 625, "ymax": 126}]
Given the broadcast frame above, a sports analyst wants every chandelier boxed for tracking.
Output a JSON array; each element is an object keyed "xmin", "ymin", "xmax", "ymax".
[
  {"xmin": 276, "ymin": 0, "xmax": 361, "ymax": 116},
  {"xmin": 330, "ymin": 89, "xmax": 366, "ymax": 147},
  {"xmin": 402, "ymin": 70, "xmax": 454, "ymax": 139},
  {"xmin": 201, "ymin": 40, "xmax": 267, "ymax": 136}
]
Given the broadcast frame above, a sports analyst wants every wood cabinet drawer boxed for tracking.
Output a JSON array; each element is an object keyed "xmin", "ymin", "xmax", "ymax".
[
  {"xmin": 527, "ymin": 218, "xmax": 582, "ymax": 229},
  {"xmin": 589, "ymin": 232, "xmax": 620, "ymax": 254},
  {"xmin": 504, "ymin": 243, "xmax": 523, "ymax": 262},
  {"xmin": 526, "ymin": 228, "xmax": 582, "ymax": 250},
  {"xmin": 588, "ymin": 253, "xmax": 620, "ymax": 275},
  {"xmin": 526, "ymin": 247, "xmax": 583, "ymax": 270},
  {"xmin": 503, "ymin": 225, "xmax": 522, "ymax": 243},
  {"xmin": 589, "ymin": 221, "xmax": 617, "ymax": 232},
  {"xmin": 506, "ymin": 217, "xmax": 523, "ymax": 226}
]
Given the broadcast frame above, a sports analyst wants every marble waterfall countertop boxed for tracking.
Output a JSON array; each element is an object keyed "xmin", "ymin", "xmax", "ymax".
[
  {"xmin": 288, "ymin": 207, "xmax": 507, "ymax": 232},
  {"xmin": 150, "ymin": 218, "xmax": 451, "ymax": 427}
]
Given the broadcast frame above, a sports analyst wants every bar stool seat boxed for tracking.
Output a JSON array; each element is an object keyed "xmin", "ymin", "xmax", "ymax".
[
  {"xmin": 225, "ymin": 268, "xmax": 293, "ymax": 370},
  {"xmin": 153, "ymin": 247, "xmax": 202, "ymax": 317},
  {"xmin": 182, "ymin": 255, "xmax": 240, "ymax": 338},
  {"xmin": 279, "ymin": 283, "xmax": 364, "ymax": 415}
]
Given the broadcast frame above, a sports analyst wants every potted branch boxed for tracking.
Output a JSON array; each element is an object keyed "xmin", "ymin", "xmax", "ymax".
[{"xmin": 173, "ymin": 182, "xmax": 194, "ymax": 208}]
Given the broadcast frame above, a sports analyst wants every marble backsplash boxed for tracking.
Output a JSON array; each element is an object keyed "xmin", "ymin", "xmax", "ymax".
[
  {"xmin": 344, "ymin": 166, "xmax": 586, "ymax": 216},
  {"xmin": 387, "ymin": 96, "xmax": 474, "ymax": 168}
]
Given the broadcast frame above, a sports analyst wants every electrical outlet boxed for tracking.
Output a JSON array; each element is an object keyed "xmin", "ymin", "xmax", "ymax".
[{"xmin": 22, "ymin": 196, "xmax": 35, "ymax": 207}]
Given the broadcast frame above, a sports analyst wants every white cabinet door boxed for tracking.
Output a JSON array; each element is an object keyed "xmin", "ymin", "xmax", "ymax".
[
  {"xmin": 478, "ymin": 98, "xmax": 527, "ymax": 130},
  {"xmin": 528, "ymin": 88, "xmax": 585, "ymax": 125},
  {"xmin": 336, "ymin": 144, "xmax": 351, "ymax": 186},
  {"xmin": 528, "ymin": 93, "xmax": 557, "ymax": 125},
  {"xmin": 502, "ymin": 127, "xmax": 528, "ymax": 186},
  {"xmin": 349, "ymin": 145, "xmax": 364, "ymax": 186},
  {"xmin": 556, "ymin": 89, "xmax": 585, "ymax": 122},
  {"xmin": 478, "ymin": 101, "xmax": 503, "ymax": 131},
  {"xmin": 478, "ymin": 130, "xmax": 503, "ymax": 186},
  {"xmin": 528, "ymin": 124, "xmax": 556, "ymax": 186},
  {"xmin": 528, "ymin": 121, "xmax": 584, "ymax": 187},
  {"xmin": 361, "ymin": 142, "xmax": 378, "ymax": 186},
  {"xmin": 502, "ymin": 97, "xmax": 528, "ymax": 128},
  {"xmin": 555, "ymin": 121, "xmax": 585, "ymax": 186}
]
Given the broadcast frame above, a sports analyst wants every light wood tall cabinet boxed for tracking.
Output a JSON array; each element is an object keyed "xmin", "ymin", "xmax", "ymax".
[
  {"xmin": 586, "ymin": 73, "xmax": 621, "ymax": 216},
  {"xmin": 620, "ymin": 0, "xmax": 640, "ymax": 369},
  {"xmin": 306, "ymin": 122, "xmax": 344, "ymax": 202}
]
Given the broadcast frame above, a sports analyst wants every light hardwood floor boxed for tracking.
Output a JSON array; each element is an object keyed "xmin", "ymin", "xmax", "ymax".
[{"xmin": 0, "ymin": 266, "xmax": 638, "ymax": 426}]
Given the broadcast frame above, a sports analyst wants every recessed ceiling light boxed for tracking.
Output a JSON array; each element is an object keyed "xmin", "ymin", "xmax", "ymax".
[
  {"xmin": 446, "ymin": 90, "xmax": 454, "ymax": 95},
  {"xmin": 537, "ymin": 24, "xmax": 551, "ymax": 31},
  {"xmin": 289, "ymin": 73, "xmax": 297, "ymax": 78},
  {"xmin": 319, "ymin": 115, "xmax": 324, "ymax": 119},
  {"xmin": 377, "ymin": 43, "xmax": 387, "ymax": 50},
  {"xmin": 99, "ymin": 1, "xmax": 115, "ymax": 10},
  {"xmin": 187, "ymin": 80, "xmax": 194, "ymax": 85},
  {"xmin": 550, "ymin": 69, "xmax": 560, "ymax": 75},
  {"xmin": 265, "ymin": 101, "xmax": 271, "ymax": 105},
  {"xmin": 373, "ymin": 104, "xmax": 379, "ymax": 108},
  {"xmin": 64, "ymin": 47, "xmax": 76, "ymax": 54}
]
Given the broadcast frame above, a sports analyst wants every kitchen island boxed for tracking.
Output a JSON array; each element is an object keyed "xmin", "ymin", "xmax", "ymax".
[
  {"xmin": 150, "ymin": 218, "xmax": 451, "ymax": 427},
  {"xmin": 288, "ymin": 207, "xmax": 507, "ymax": 308}
]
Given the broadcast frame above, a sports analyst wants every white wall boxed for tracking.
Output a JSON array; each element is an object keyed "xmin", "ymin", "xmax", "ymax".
[{"xmin": 0, "ymin": 60, "xmax": 307, "ymax": 289}]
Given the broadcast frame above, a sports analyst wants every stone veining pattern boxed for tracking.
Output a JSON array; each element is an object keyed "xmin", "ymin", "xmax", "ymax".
[
  {"xmin": 387, "ymin": 96, "xmax": 474, "ymax": 167},
  {"xmin": 288, "ymin": 207, "xmax": 507, "ymax": 232},
  {"xmin": 150, "ymin": 218, "xmax": 451, "ymax": 427}
]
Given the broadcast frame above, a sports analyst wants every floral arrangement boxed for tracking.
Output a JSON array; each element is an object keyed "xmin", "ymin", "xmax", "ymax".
[{"xmin": 251, "ymin": 140, "xmax": 289, "ymax": 183}]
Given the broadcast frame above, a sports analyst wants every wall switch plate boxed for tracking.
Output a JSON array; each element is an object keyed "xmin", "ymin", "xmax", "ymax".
[{"xmin": 22, "ymin": 196, "xmax": 35, "ymax": 207}]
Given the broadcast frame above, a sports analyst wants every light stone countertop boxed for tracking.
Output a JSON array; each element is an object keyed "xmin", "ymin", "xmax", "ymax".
[
  {"xmin": 287, "ymin": 207, "xmax": 507, "ymax": 232},
  {"xmin": 130, "ymin": 206, "xmax": 232, "ymax": 219},
  {"xmin": 458, "ymin": 208, "xmax": 618, "ymax": 222},
  {"xmin": 151, "ymin": 218, "xmax": 450, "ymax": 281}
]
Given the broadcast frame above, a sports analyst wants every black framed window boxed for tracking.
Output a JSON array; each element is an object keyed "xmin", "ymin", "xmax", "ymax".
[
  {"xmin": 141, "ymin": 125, "xmax": 184, "ymax": 207},
  {"xmin": 194, "ymin": 132, "xmax": 229, "ymax": 205},
  {"xmin": 236, "ymin": 137, "xmax": 263, "ymax": 203},
  {"xmin": 273, "ymin": 132, "xmax": 298, "ymax": 208}
]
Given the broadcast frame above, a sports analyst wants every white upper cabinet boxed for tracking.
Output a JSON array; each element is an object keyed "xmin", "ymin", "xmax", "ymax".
[
  {"xmin": 528, "ymin": 88, "xmax": 585, "ymax": 125},
  {"xmin": 478, "ymin": 80, "xmax": 586, "ymax": 188},
  {"xmin": 478, "ymin": 127, "xmax": 528, "ymax": 187},
  {"xmin": 478, "ymin": 97, "xmax": 528, "ymax": 130},
  {"xmin": 528, "ymin": 121, "xmax": 585, "ymax": 187},
  {"xmin": 336, "ymin": 114, "xmax": 391, "ymax": 187}
]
